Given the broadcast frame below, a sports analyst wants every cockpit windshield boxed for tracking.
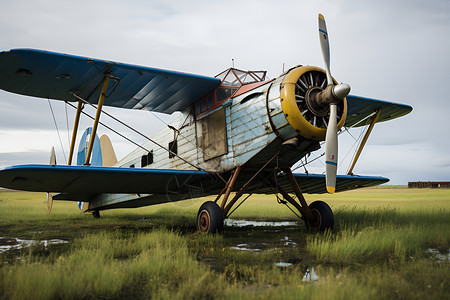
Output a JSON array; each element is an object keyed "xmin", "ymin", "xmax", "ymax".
[
  {"xmin": 194, "ymin": 68, "xmax": 268, "ymax": 116},
  {"xmin": 215, "ymin": 68, "xmax": 267, "ymax": 87}
]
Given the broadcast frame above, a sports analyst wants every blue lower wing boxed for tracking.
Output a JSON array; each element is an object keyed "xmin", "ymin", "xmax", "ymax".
[
  {"xmin": 0, "ymin": 164, "xmax": 388, "ymax": 203},
  {"xmin": 0, "ymin": 165, "xmax": 210, "ymax": 196},
  {"xmin": 292, "ymin": 173, "xmax": 388, "ymax": 193}
]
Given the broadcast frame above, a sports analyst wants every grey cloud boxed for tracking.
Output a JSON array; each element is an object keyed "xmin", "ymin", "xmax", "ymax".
[{"xmin": 0, "ymin": 0, "xmax": 449, "ymax": 185}]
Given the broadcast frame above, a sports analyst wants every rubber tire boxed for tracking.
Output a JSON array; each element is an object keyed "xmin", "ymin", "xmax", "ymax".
[
  {"xmin": 197, "ymin": 201, "xmax": 224, "ymax": 234},
  {"xmin": 92, "ymin": 210, "xmax": 100, "ymax": 219},
  {"xmin": 306, "ymin": 200, "xmax": 334, "ymax": 231}
]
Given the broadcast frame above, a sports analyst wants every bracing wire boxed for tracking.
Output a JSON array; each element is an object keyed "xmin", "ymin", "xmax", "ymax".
[
  {"xmin": 343, "ymin": 117, "xmax": 375, "ymax": 175},
  {"xmin": 292, "ymin": 112, "xmax": 379, "ymax": 174},
  {"xmin": 153, "ymin": 110, "xmax": 203, "ymax": 156},
  {"xmin": 66, "ymin": 100, "xmax": 203, "ymax": 171},
  {"xmin": 339, "ymin": 124, "xmax": 367, "ymax": 169},
  {"xmin": 47, "ymin": 99, "xmax": 67, "ymax": 164},
  {"xmin": 66, "ymin": 102, "xmax": 156, "ymax": 157}
]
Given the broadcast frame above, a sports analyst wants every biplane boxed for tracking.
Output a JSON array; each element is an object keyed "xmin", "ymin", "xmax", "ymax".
[{"xmin": 0, "ymin": 15, "xmax": 411, "ymax": 233}]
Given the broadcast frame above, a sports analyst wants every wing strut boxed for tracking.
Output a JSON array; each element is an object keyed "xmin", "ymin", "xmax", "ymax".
[
  {"xmin": 84, "ymin": 75, "xmax": 110, "ymax": 165},
  {"xmin": 67, "ymin": 100, "xmax": 83, "ymax": 165},
  {"xmin": 347, "ymin": 108, "xmax": 381, "ymax": 175}
]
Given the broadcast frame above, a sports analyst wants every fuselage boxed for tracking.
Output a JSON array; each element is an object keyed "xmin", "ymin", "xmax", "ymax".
[{"xmin": 116, "ymin": 66, "xmax": 344, "ymax": 174}]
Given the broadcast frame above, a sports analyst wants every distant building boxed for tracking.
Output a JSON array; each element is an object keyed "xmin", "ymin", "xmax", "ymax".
[{"xmin": 408, "ymin": 181, "xmax": 450, "ymax": 189}]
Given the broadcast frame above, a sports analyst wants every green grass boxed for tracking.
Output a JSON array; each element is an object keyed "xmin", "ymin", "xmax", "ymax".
[{"xmin": 0, "ymin": 188, "xmax": 449, "ymax": 299}]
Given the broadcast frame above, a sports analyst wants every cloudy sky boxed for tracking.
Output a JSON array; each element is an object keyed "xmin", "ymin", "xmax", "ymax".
[{"xmin": 0, "ymin": 0, "xmax": 449, "ymax": 185}]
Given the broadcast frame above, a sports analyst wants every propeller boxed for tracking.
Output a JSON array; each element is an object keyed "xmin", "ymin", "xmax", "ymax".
[{"xmin": 318, "ymin": 14, "xmax": 351, "ymax": 193}]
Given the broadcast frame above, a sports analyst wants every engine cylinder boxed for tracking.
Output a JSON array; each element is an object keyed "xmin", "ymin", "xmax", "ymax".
[{"xmin": 276, "ymin": 66, "xmax": 347, "ymax": 141}]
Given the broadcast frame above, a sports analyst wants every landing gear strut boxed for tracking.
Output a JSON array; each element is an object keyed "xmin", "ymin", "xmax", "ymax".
[
  {"xmin": 196, "ymin": 162, "xmax": 335, "ymax": 234},
  {"xmin": 273, "ymin": 169, "xmax": 334, "ymax": 231}
]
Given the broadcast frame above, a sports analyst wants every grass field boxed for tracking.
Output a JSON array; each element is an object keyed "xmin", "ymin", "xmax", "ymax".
[{"xmin": 0, "ymin": 187, "xmax": 449, "ymax": 299}]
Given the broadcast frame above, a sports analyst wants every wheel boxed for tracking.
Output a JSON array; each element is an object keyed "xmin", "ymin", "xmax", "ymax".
[
  {"xmin": 306, "ymin": 200, "xmax": 334, "ymax": 231},
  {"xmin": 197, "ymin": 201, "xmax": 223, "ymax": 234},
  {"xmin": 92, "ymin": 210, "xmax": 100, "ymax": 219}
]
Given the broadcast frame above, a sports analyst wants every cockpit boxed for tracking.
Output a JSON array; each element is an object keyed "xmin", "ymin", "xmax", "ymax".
[{"xmin": 194, "ymin": 68, "xmax": 268, "ymax": 116}]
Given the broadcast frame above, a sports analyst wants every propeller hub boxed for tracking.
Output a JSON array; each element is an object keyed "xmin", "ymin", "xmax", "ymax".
[
  {"xmin": 332, "ymin": 83, "xmax": 351, "ymax": 101},
  {"xmin": 305, "ymin": 82, "xmax": 350, "ymax": 118}
]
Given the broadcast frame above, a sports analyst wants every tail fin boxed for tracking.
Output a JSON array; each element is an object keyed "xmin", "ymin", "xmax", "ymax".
[
  {"xmin": 76, "ymin": 127, "xmax": 102, "ymax": 166},
  {"xmin": 99, "ymin": 134, "xmax": 118, "ymax": 167},
  {"xmin": 50, "ymin": 146, "xmax": 56, "ymax": 166},
  {"xmin": 76, "ymin": 128, "xmax": 117, "ymax": 166}
]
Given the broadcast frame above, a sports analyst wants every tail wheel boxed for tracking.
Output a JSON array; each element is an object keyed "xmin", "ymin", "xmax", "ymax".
[
  {"xmin": 92, "ymin": 210, "xmax": 100, "ymax": 219},
  {"xmin": 306, "ymin": 200, "xmax": 334, "ymax": 230},
  {"xmin": 197, "ymin": 201, "xmax": 223, "ymax": 234}
]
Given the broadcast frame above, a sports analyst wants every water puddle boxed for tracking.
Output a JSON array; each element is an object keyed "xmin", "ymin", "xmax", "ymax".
[
  {"xmin": 282, "ymin": 236, "xmax": 298, "ymax": 247},
  {"xmin": 224, "ymin": 219, "xmax": 298, "ymax": 227},
  {"xmin": 231, "ymin": 242, "xmax": 266, "ymax": 252},
  {"xmin": 229, "ymin": 235, "xmax": 298, "ymax": 252},
  {"xmin": 427, "ymin": 248, "xmax": 450, "ymax": 261},
  {"xmin": 0, "ymin": 237, "xmax": 68, "ymax": 253},
  {"xmin": 225, "ymin": 220, "xmax": 301, "ymax": 254},
  {"xmin": 275, "ymin": 262, "xmax": 293, "ymax": 268},
  {"xmin": 302, "ymin": 267, "xmax": 319, "ymax": 282},
  {"xmin": 200, "ymin": 218, "xmax": 307, "ymax": 273}
]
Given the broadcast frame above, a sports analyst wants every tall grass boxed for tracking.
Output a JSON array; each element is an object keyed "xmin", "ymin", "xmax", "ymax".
[
  {"xmin": 1, "ymin": 229, "xmax": 228, "ymax": 299},
  {"xmin": 1, "ymin": 188, "xmax": 449, "ymax": 299},
  {"xmin": 307, "ymin": 206, "xmax": 449, "ymax": 264}
]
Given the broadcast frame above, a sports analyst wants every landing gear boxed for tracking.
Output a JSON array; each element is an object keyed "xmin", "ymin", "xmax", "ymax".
[
  {"xmin": 92, "ymin": 210, "xmax": 100, "ymax": 219},
  {"xmin": 306, "ymin": 200, "xmax": 334, "ymax": 230},
  {"xmin": 196, "ymin": 164, "xmax": 335, "ymax": 234},
  {"xmin": 197, "ymin": 201, "xmax": 223, "ymax": 234}
]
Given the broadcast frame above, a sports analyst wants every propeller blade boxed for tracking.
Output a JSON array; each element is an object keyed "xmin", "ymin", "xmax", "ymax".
[
  {"xmin": 325, "ymin": 103, "xmax": 338, "ymax": 193},
  {"xmin": 318, "ymin": 13, "xmax": 333, "ymax": 86}
]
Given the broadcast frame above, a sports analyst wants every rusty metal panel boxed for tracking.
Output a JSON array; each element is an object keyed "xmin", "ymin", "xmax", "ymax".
[
  {"xmin": 199, "ymin": 108, "xmax": 228, "ymax": 161},
  {"xmin": 228, "ymin": 85, "xmax": 278, "ymax": 166},
  {"xmin": 267, "ymin": 78, "xmax": 297, "ymax": 139}
]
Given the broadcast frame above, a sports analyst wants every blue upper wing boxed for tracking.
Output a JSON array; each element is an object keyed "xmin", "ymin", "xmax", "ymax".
[
  {"xmin": 0, "ymin": 49, "xmax": 221, "ymax": 114},
  {"xmin": 345, "ymin": 95, "xmax": 413, "ymax": 127}
]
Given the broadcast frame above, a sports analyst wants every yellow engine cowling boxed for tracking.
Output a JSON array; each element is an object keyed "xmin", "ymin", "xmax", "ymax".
[{"xmin": 278, "ymin": 66, "xmax": 347, "ymax": 141}]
